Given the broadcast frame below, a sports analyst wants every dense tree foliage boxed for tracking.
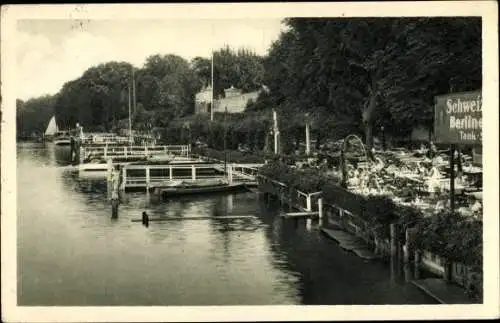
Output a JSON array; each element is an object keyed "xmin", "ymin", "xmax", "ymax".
[
  {"xmin": 258, "ymin": 17, "xmax": 482, "ymax": 151},
  {"xmin": 16, "ymin": 96, "xmax": 56, "ymax": 137},
  {"xmin": 18, "ymin": 18, "xmax": 481, "ymax": 148},
  {"xmin": 213, "ymin": 46, "xmax": 264, "ymax": 98}
]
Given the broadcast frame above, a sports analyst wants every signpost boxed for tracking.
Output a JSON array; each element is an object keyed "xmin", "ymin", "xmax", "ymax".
[
  {"xmin": 434, "ymin": 91, "xmax": 482, "ymax": 145},
  {"xmin": 434, "ymin": 90, "xmax": 482, "ymax": 214}
]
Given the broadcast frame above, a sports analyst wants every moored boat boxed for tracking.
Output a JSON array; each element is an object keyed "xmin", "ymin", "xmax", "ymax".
[
  {"xmin": 154, "ymin": 180, "xmax": 246, "ymax": 198},
  {"xmin": 53, "ymin": 131, "xmax": 72, "ymax": 146}
]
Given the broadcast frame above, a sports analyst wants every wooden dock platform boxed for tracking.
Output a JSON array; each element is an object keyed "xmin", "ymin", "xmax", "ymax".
[
  {"xmin": 131, "ymin": 215, "xmax": 257, "ymax": 222},
  {"xmin": 121, "ymin": 162, "xmax": 261, "ymax": 190},
  {"xmin": 280, "ymin": 211, "xmax": 319, "ymax": 218}
]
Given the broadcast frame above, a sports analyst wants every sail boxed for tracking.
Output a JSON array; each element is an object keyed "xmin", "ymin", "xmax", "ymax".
[{"xmin": 45, "ymin": 116, "xmax": 58, "ymax": 135}]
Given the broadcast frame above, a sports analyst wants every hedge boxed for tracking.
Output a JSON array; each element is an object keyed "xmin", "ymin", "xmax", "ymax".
[{"xmin": 259, "ymin": 161, "xmax": 482, "ymax": 269}]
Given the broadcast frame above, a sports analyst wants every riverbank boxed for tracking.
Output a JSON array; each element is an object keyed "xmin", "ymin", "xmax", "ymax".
[
  {"xmin": 257, "ymin": 159, "xmax": 482, "ymax": 303},
  {"xmin": 320, "ymin": 220, "xmax": 473, "ymax": 304}
]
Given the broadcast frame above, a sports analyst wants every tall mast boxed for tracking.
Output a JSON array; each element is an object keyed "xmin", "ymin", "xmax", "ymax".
[
  {"xmin": 211, "ymin": 49, "xmax": 214, "ymax": 122},
  {"xmin": 128, "ymin": 81, "xmax": 132, "ymax": 145},
  {"xmin": 132, "ymin": 68, "xmax": 136, "ymax": 114}
]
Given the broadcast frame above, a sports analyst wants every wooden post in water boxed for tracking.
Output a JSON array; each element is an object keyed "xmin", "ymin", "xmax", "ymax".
[
  {"xmin": 306, "ymin": 194, "xmax": 312, "ymax": 212},
  {"xmin": 318, "ymin": 198, "xmax": 323, "ymax": 219},
  {"xmin": 169, "ymin": 165, "xmax": 173, "ymax": 180},
  {"xmin": 227, "ymin": 164, "xmax": 233, "ymax": 184},
  {"xmin": 414, "ymin": 250, "xmax": 422, "ymax": 280},
  {"xmin": 120, "ymin": 166, "xmax": 127, "ymax": 198},
  {"xmin": 318, "ymin": 197, "xmax": 324, "ymax": 226},
  {"xmin": 443, "ymin": 260, "xmax": 453, "ymax": 284},
  {"xmin": 79, "ymin": 145, "xmax": 84, "ymax": 164},
  {"xmin": 111, "ymin": 197, "xmax": 119, "ymax": 219},
  {"xmin": 124, "ymin": 146, "xmax": 128, "ymax": 157},
  {"xmin": 106, "ymin": 159, "xmax": 113, "ymax": 200},
  {"xmin": 111, "ymin": 168, "xmax": 120, "ymax": 219},
  {"xmin": 145, "ymin": 166, "xmax": 151, "ymax": 204},
  {"xmin": 191, "ymin": 165, "xmax": 196, "ymax": 180},
  {"xmin": 390, "ymin": 223, "xmax": 399, "ymax": 259},
  {"xmin": 305, "ymin": 113, "xmax": 311, "ymax": 156},
  {"xmin": 404, "ymin": 227, "xmax": 417, "ymax": 264},
  {"xmin": 404, "ymin": 227, "xmax": 417, "ymax": 281}
]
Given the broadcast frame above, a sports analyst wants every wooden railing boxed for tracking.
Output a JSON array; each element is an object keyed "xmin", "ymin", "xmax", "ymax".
[
  {"xmin": 121, "ymin": 163, "xmax": 259, "ymax": 188},
  {"xmin": 257, "ymin": 175, "xmax": 321, "ymax": 212},
  {"xmin": 81, "ymin": 145, "xmax": 191, "ymax": 159}
]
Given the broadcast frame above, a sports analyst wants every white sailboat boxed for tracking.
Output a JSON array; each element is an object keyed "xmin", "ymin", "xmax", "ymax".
[{"xmin": 45, "ymin": 116, "xmax": 58, "ymax": 137}]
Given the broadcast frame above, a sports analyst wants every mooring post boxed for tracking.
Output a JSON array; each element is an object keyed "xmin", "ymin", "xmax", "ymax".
[
  {"xmin": 443, "ymin": 260, "xmax": 453, "ymax": 284},
  {"xmin": 318, "ymin": 197, "xmax": 323, "ymax": 219},
  {"xmin": 306, "ymin": 194, "xmax": 312, "ymax": 212},
  {"xmin": 106, "ymin": 159, "xmax": 113, "ymax": 200},
  {"xmin": 191, "ymin": 165, "xmax": 196, "ymax": 180},
  {"xmin": 228, "ymin": 164, "xmax": 233, "ymax": 184},
  {"xmin": 338, "ymin": 208, "xmax": 345, "ymax": 229},
  {"xmin": 390, "ymin": 223, "xmax": 398, "ymax": 259},
  {"xmin": 124, "ymin": 146, "xmax": 128, "ymax": 157},
  {"xmin": 404, "ymin": 227, "xmax": 416, "ymax": 264},
  {"xmin": 79, "ymin": 146, "xmax": 84, "ymax": 164},
  {"xmin": 145, "ymin": 166, "xmax": 151, "ymax": 204},
  {"xmin": 317, "ymin": 197, "xmax": 324, "ymax": 226},
  {"xmin": 404, "ymin": 227, "xmax": 417, "ymax": 281},
  {"xmin": 120, "ymin": 166, "xmax": 127, "ymax": 199},
  {"xmin": 111, "ymin": 169, "xmax": 120, "ymax": 219},
  {"xmin": 414, "ymin": 250, "xmax": 422, "ymax": 280},
  {"xmin": 111, "ymin": 197, "xmax": 119, "ymax": 219}
]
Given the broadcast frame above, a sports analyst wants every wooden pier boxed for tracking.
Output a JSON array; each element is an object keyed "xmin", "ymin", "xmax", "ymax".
[
  {"xmin": 80, "ymin": 144, "xmax": 191, "ymax": 163},
  {"xmin": 119, "ymin": 162, "xmax": 262, "ymax": 191}
]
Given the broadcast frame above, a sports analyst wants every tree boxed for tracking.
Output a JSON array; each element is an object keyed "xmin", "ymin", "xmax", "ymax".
[
  {"xmin": 257, "ymin": 17, "xmax": 481, "ymax": 153},
  {"xmin": 17, "ymin": 95, "xmax": 56, "ymax": 137},
  {"xmin": 213, "ymin": 46, "xmax": 264, "ymax": 97},
  {"xmin": 53, "ymin": 61, "xmax": 134, "ymax": 131}
]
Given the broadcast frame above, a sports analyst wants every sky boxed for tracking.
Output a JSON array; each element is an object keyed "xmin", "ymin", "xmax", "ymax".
[{"xmin": 16, "ymin": 19, "xmax": 284, "ymax": 100}]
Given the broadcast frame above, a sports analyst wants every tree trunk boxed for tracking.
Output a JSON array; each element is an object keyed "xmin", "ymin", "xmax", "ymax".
[{"xmin": 363, "ymin": 70, "xmax": 380, "ymax": 161}]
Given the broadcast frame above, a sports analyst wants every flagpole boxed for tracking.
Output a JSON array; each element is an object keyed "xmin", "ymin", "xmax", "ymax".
[{"xmin": 224, "ymin": 106, "xmax": 227, "ymax": 177}]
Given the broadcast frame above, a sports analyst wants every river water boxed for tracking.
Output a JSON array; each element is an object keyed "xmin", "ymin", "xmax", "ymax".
[{"xmin": 17, "ymin": 142, "xmax": 436, "ymax": 305}]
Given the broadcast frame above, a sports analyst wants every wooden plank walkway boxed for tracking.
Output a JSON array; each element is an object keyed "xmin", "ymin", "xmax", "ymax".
[
  {"xmin": 321, "ymin": 227, "xmax": 379, "ymax": 260},
  {"xmin": 411, "ymin": 278, "xmax": 474, "ymax": 304},
  {"xmin": 280, "ymin": 211, "xmax": 319, "ymax": 218}
]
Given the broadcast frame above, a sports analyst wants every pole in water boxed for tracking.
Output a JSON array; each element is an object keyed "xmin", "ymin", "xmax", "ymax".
[
  {"xmin": 142, "ymin": 211, "xmax": 149, "ymax": 227},
  {"xmin": 111, "ymin": 198, "xmax": 119, "ymax": 219}
]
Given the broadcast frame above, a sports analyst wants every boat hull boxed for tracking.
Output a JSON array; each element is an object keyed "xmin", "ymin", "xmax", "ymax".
[
  {"xmin": 159, "ymin": 183, "xmax": 247, "ymax": 198},
  {"xmin": 54, "ymin": 139, "xmax": 71, "ymax": 146}
]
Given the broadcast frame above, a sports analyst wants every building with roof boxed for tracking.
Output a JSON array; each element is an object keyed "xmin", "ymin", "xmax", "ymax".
[{"xmin": 194, "ymin": 85, "xmax": 260, "ymax": 115}]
